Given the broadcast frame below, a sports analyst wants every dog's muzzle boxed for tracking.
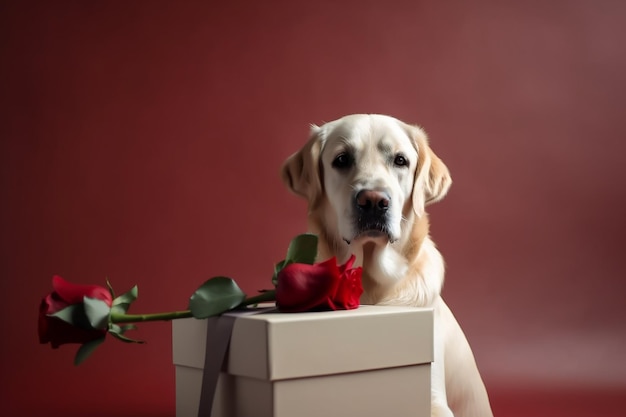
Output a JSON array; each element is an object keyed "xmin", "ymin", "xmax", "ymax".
[{"xmin": 352, "ymin": 189, "xmax": 394, "ymax": 241}]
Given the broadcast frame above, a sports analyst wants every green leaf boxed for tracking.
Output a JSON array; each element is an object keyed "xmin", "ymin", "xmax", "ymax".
[
  {"xmin": 112, "ymin": 285, "xmax": 138, "ymax": 314},
  {"xmin": 188, "ymin": 277, "xmax": 246, "ymax": 319},
  {"xmin": 74, "ymin": 337, "xmax": 106, "ymax": 366},
  {"xmin": 110, "ymin": 331, "xmax": 145, "ymax": 344},
  {"xmin": 119, "ymin": 324, "xmax": 138, "ymax": 333},
  {"xmin": 110, "ymin": 305, "xmax": 126, "ymax": 315},
  {"xmin": 49, "ymin": 304, "xmax": 90, "ymax": 328},
  {"xmin": 271, "ymin": 234, "xmax": 318, "ymax": 285},
  {"xmin": 285, "ymin": 233, "xmax": 318, "ymax": 264},
  {"xmin": 109, "ymin": 323, "xmax": 144, "ymax": 343},
  {"xmin": 109, "ymin": 323, "xmax": 138, "ymax": 335},
  {"xmin": 272, "ymin": 259, "xmax": 287, "ymax": 286},
  {"xmin": 83, "ymin": 297, "xmax": 111, "ymax": 330}
]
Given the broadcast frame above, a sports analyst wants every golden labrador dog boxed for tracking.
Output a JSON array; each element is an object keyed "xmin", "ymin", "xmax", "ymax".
[{"xmin": 281, "ymin": 114, "xmax": 493, "ymax": 417}]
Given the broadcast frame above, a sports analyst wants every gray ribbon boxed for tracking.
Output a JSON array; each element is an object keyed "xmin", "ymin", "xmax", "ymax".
[{"xmin": 197, "ymin": 308, "xmax": 274, "ymax": 417}]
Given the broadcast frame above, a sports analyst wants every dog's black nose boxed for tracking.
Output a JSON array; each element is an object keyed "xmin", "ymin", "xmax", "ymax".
[{"xmin": 355, "ymin": 190, "xmax": 390, "ymax": 214}]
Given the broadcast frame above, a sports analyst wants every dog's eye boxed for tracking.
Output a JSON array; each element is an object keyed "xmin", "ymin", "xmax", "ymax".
[
  {"xmin": 394, "ymin": 154, "xmax": 408, "ymax": 167},
  {"xmin": 332, "ymin": 153, "xmax": 354, "ymax": 169}
]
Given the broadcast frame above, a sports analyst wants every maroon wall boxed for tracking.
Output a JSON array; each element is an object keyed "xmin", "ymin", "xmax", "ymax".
[{"xmin": 2, "ymin": 1, "xmax": 625, "ymax": 416}]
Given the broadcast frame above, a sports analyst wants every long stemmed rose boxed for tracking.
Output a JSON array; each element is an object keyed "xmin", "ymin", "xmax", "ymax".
[{"xmin": 39, "ymin": 234, "xmax": 363, "ymax": 365}]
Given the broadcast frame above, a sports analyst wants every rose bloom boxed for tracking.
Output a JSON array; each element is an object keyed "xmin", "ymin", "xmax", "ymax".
[
  {"xmin": 39, "ymin": 275, "xmax": 113, "ymax": 348},
  {"xmin": 275, "ymin": 255, "xmax": 363, "ymax": 312}
]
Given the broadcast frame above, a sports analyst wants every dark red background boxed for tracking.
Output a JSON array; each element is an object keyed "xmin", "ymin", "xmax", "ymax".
[{"xmin": 2, "ymin": 1, "xmax": 625, "ymax": 416}]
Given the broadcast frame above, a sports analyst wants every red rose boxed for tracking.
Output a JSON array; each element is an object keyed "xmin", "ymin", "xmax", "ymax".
[
  {"xmin": 39, "ymin": 275, "xmax": 113, "ymax": 348},
  {"xmin": 275, "ymin": 255, "xmax": 363, "ymax": 312}
]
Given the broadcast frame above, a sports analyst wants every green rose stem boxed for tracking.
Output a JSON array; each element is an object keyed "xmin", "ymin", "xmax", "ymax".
[
  {"xmin": 238, "ymin": 289, "xmax": 277, "ymax": 307},
  {"xmin": 110, "ymin": 309, "xmax": 193, "ymax": 323},
  {"xmin": 109, "ymin": 289, "xmax": 276, "ymax": 324}
]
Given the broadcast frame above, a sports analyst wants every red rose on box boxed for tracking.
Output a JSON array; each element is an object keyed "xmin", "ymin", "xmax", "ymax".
[
  {"xmin": 38, "ymin": 233, "xmax": 363, "ymax": 365},
  {"xmin": 39, "ymin": 275, "xmax": 113, "ymax": 348},
  {"xmin": 275, "ymin": 255, "xmax": 363, "ymax": 312}
]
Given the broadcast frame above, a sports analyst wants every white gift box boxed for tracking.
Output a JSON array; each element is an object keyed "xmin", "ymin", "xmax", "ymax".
[{"xmin": 172, "ymin": 305, "xmax": 433, "ymax": 417}]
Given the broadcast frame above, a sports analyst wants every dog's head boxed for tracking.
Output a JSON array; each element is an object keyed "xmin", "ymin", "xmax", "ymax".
[{"xmin": 282, "ymin": 114, "xmax": 451, "ymax": 254}]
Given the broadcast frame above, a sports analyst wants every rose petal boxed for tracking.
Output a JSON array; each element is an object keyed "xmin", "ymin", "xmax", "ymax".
[
  {"xmin": 52, "ymin": 275, "xmax": 113, "ymax": 306},
  {"xmin": 42, "ymin": 292, "xmax": 69, "ymax": 315},
  {"xmin": 275, "ymin": 258, "xmax": 341, "ymax": 312},
  {"xmin": 335, "ymin": 267, "xmax": 363, "ymax": 309},
  {"xmin": 338, "ymin": 254, "xmax": 356, "ymax": 273}
]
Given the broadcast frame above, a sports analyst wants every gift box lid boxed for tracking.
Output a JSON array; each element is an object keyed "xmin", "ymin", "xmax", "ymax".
[{"xmin": 172, "ymin": 305, "xmax": 433, "ymax": 381}]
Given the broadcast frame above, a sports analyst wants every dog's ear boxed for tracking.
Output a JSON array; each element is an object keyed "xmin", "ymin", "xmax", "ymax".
[
  {"xmin": 407, "ymin": 125, "xmax": 452, "ymax": 217},
  {"xmin": 424, "ymin": 144, "xmax": 452, "ymax": 205},
  {"xmin": 281, "ymin": 125, "xmax": 324, "ymax": 206}
]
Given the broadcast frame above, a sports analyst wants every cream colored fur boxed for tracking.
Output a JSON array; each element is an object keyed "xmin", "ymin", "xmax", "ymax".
[{"xmin": 282, "ymin": 114, "xmax": 493, "ymax": 417}]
